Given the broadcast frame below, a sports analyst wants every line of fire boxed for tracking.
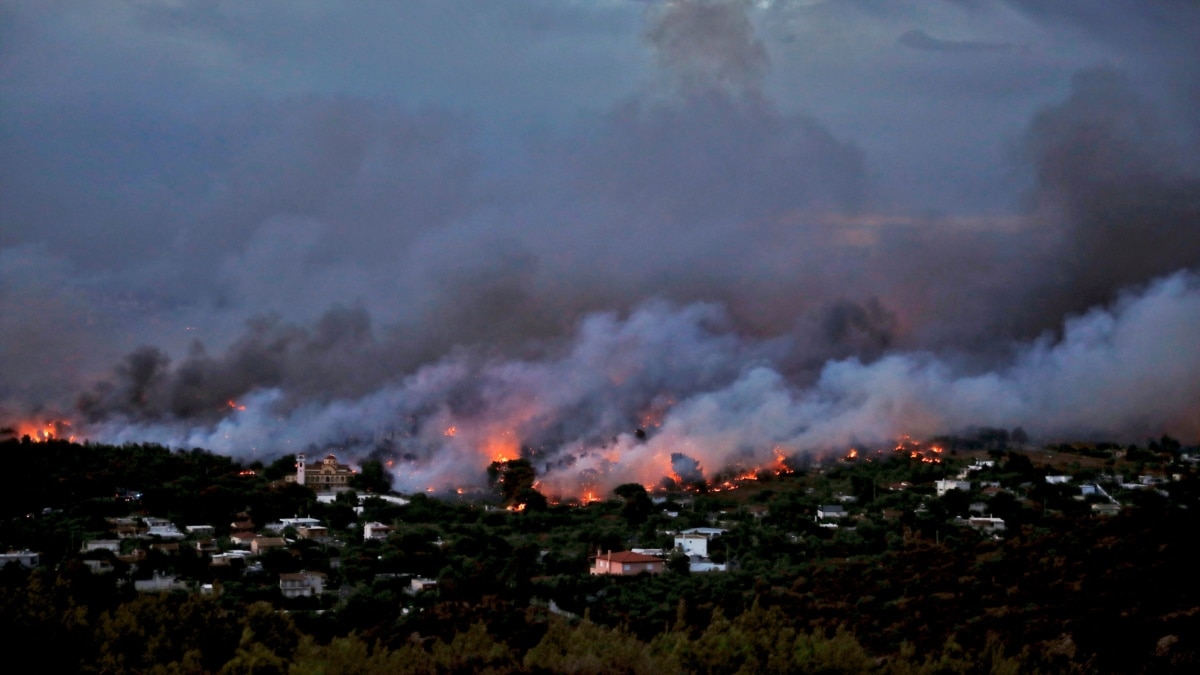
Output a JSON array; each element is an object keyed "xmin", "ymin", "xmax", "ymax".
[{"xmin": 1, "ymin": 412, "xmax": 951, "ymax": 510}]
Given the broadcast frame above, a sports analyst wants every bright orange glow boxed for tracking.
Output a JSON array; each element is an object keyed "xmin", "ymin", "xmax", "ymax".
[
  {"xmin": 11, "ymin": 419, "xmax": 73, "ymax": 443},
  {"xmin": 893, "ymin": 436, "xmax": 942, "ymax": 464},
  {"xmin": 444, "ymin": 426, "xmax": 457, "ymax": 437},
  {"xmin": 482, "ymin": 431, "xmax": 519, "ymax": 464},
  {"xmin": 226, "ymin": 400, "xmax": 247, "ymax": 412}
]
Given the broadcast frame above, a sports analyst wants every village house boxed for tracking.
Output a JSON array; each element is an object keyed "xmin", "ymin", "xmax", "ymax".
[
  {"xmin": 362, "ymin": 522, "xmax": 395, "ymax": 541},
  {"xmin": 251, "ymin": 537, "xmax": 287, "ymax": 556},
  {"xmin": 409, "ymin": 577, "xmax": 438, "ymax": 595},
  {"xmin": 589, "ymin": 550, "xmax": 665, "ymax": 576},
  {"xmin": 297, "ymin": 526, "xmax": 330, "ymax": 542},
  {"xmin": 817, "ymin": 504, "xmax": 847, "ymax": 520},
  {"xmin": 143, "ymin": 517, "xmax": 185, "ymax": 539},
  {"xmin": 0, "ymin": 550, "xmax": 39, "ymax": 568},
  {"xmin": 962, "ymin": 517, "xmax": 1006, "ymax": 534},
  {"xmin": 265, "ymin": 517, "xmax": 322, "ymax": 533},
  {"xmin": 193, "ymin": 539, "xmax": 218, "ymax": 555},
  {"xmin": 279, "ymin": 571, "xmax": 326, "ymax": 598},
  {"xmin": 134, "ymin": 571, "xmax": 189, "ymax": 593},
  {"xmin": 229, "ymin": 531, "xmax": 258, "ymax": 548},
  {"xmin": 675, "ymin": 533, "xmax": 710, "ymax": 558},
  {"xmin": 936, "ymin": 479, "xmax": 971, "ymax": 497},
  {"xmin": 82, "ymin": 539, "xmax": 121, "ymax": 554}
]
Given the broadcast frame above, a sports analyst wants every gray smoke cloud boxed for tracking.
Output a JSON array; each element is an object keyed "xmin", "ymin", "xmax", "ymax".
[{"xmin": 2, "ymin": 1, "xmax": 1199, "ymax": 492}]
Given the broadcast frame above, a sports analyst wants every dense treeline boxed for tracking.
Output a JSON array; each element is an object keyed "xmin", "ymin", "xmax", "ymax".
[{"xmin": 1, "ymin": 436, "xmax": 1198, "ymax": 672}]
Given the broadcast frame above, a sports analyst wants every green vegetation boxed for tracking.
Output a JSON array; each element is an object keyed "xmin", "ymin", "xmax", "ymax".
[{"xmin": 1, "ymin": 435, "xmax": 1198, "ymax": 673}]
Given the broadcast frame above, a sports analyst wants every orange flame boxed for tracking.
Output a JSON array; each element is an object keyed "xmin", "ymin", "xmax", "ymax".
[{"xmin": 10, "ymin": 420, "xmax": 74, "ymax": 443}]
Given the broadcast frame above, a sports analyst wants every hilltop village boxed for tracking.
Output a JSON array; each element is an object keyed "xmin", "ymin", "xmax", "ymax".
[{"xmin": 1, "ymin": 431, "xmax": 1198, "ymax": 673}]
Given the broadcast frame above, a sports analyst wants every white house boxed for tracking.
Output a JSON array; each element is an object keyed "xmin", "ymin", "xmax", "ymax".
[
  {"xmin": 409, "ymin": 577, "xmax": 439, "ymax": 594},
  {"xmin": 936, "ymin": 480, "xmax": 971, "ymax": 497},
  {"xmin": 680, "ymin": 527, "xmax": 726, "ymax": 537},
  {"xmin": 0, "ymin": 550, "xmax": 40, "ymax": 568},
  {"xmin": 143, "ymin": 517, "xmax": 185, "ymax": 539},
  {"xmin": 966, "ymin": 517, "xmax": 1006, "ymax": 533},
  {"xmin": 675, "ymin": 533, "xmax": 709, "ymax": 558},
  {"xmin": 279, "ymin": 571, "xmax": 326, "ymax": 598},
  {"xmin": 362, "ymin": 522, "xmax": 395, "ymax": 541},
  {"xmin": 265, "ymin": 517, "xmax": 322, "ymax": 533},
  {"xmin": 82, "ymin": 539, "xmax": 121, "ymax": 553}
]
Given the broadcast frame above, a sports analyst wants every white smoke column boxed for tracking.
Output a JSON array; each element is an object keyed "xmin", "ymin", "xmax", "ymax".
[{"xmin": 545, "ymin": 270, "xmax": 1200, "ymax": 495}]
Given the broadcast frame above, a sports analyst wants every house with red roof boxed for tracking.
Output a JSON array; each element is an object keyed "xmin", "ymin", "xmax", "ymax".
[{"xmin": 589, "ymin": 550, "xmax": 665, "ymax": 576}]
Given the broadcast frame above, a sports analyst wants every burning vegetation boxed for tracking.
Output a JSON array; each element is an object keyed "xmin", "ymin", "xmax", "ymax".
[{"xmin": 1, "ymin": 419, "xmax": 76, "ymax": 443}]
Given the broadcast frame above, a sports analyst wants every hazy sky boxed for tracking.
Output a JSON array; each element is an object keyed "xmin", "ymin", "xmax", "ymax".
[{"xmin": 3, "ymin": 1, "xmax": 1198, "ymax": 490}]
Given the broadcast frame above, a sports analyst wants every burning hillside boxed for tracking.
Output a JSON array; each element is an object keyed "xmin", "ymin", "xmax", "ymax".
[{"xmin": 2, "ymin": 2, "xmax": 1199, "ymax": 497}]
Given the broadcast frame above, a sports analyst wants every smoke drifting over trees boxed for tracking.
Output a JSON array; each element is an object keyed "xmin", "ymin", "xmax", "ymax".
[{"xmin": 2, "ymin": 1, "xmax": 1199, "ymax": 492}]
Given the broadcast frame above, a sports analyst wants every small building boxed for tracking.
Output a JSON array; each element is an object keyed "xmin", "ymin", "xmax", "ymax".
[
  {"xmin": 0, "ymin": 550, "xmax": 40, "ymax": 569},
  {"xmin": 675, "ymin": 534, "xmax": 709, "ymax": 558},
  {"xmin": 250, "ymin": 537, "xmax": 287, "ymax": 556},
  {"xmin": 589, "ymin": 550, "xmax": 665, "ymax": 576},
  {"xmin": 362, "ymin": 522, "xmax": 395, "ymax": 541},
  {"xmin": 279, "ymin": 571, "xmax": 326, "ymax": 598},
  {"xmin": 298, "ymin": 526, "xmax": 330, "ymax": 542},
  {"xmin": 134, "ymin": 571, "xmax": 189, "ymax": 593},
  {"xmin": 936, "ymin": 480, "xmax": 971, "ymax": 497},
  {"xmin": 186, "ymin": 525, "xmax": 215, "ymax": 537},
  {"xmin": 817, "ymin": 505, "xmax": 847, "ymax": 520},
  {"xmin": 409, "ymin": 577, "xmax": 438, "ymax": 595},
  {"xmin": 1045, "ymin": 475, "xmax": 1072, "ymax": 485},
  {"xmin": 143, "ymin": 517, "xmax": 185, "ymax": 539},
  {"xmin": 229, "ymin": 532, "xmax": 258, "ymax": 549},
  {"xmin": 266, "ymin": 517, "xmax": 322, "ymax": 533},
  {"xmin": 966, "ymin": 517, "xmax": 1006, "ymax": 533},
  {"xmin": 680, "ymin": 527, "xmax": 727, "ymax": 538},
  {"xmin": 82, "ymin": 539, "xmax": 121, "ymax": 554}
]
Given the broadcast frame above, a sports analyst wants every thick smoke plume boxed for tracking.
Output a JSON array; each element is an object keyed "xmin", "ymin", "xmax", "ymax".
[{"xmin": 2, "ymin": 1, "xmax": 1199, "ymax": 493}]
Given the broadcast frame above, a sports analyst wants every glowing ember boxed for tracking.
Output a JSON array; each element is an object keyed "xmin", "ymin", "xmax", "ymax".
[
  {"xmin": 444, "ymin": 426, "xmax": 457, "ymax": 437},
  {"xmin": 226, "ymin": 400, "xmax": 247, "ymax": 412}
]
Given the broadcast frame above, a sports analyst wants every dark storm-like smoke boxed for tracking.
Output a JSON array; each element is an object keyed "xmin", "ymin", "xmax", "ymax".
[{"xmin": 3, "ymin": 1, "xmax": 1199, "ymax": 492}]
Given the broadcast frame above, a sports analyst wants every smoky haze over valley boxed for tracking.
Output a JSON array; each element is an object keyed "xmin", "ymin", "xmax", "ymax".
[{"xmin": 2, "ymin": 1, "xmax": 1199, "ymax": 493}]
